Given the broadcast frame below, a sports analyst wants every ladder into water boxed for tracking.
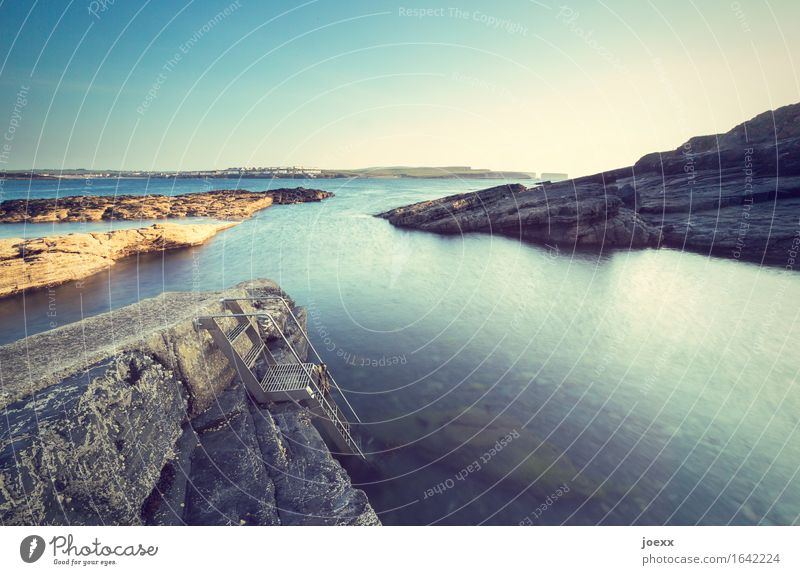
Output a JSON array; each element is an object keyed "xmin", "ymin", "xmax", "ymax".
[{"xmin": 195, "ymin": 297, "xmax": 365, "ymax": 459}]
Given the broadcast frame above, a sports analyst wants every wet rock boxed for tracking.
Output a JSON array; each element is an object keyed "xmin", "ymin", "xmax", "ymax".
[
  {"xmin": 184, "ymin": 384, "xmax": 280, "ymax": 526},
  {"xmin": 263, "ymin": 404, "xmax": 380, "ymax": 526},
  {"xmin": 378, "ymin": 182, "xmax": 658, "ymax": 249},
  {"xmin": 265, "ymin": 187, "xmax": 334, "ymax": 204},
  {"xmin": 141, "ymin": 424, "xmax": 196, "ymax": 525}
]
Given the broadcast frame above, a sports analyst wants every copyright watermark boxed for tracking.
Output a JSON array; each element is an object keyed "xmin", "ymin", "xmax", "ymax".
[{"xmin": 398, "ymin": 7, "xmax": 529, "ymax": 36}]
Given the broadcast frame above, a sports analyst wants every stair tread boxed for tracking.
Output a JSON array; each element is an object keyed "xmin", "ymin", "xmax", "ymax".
[
  {"xmin": 242, "ymin": 341, "xmax": 265, "ymax": 367},
  {"xmin": 225, "ymin": 320, "xmax": 250, "ymax": 342}
]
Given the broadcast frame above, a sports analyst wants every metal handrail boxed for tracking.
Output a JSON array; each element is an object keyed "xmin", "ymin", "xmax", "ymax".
[
  {"xmin": 221, "ymin": 296, "xmax": 363, "ymax": 424},
  {"xmin": 197, "ymin": 312, "xmax": 364, "ymax": 458}
]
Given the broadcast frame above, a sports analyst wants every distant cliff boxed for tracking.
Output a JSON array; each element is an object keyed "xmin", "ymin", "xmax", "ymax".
[
  {"xmin": 0, "ymin": 280, "xmax": 379, "ymax": 526},
  {"xmin": 378, "ymin": 102, "xmax": 800, "ymax": 266}
]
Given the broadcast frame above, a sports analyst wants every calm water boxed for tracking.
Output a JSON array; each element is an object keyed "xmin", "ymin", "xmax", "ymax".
[{"xmin": 1, "ymin": 177, "xmax": 799, "ymax": 525}]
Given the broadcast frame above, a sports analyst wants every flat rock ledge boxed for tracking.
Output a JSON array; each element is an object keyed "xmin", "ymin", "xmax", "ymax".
[
  {"xmin": 378, "ymin": 102, "xmax": 800, "ymax": 266},
  {"xmin": 0, "ymin": 222, "xmax": 238, "ymax": 298},
  {"xmin": 0, "ymin": 187, "xmax": 333, "ymax": 223},
  {"xmin": 0, "ymin": 279, "xmax": 380, "ymax": 526}
]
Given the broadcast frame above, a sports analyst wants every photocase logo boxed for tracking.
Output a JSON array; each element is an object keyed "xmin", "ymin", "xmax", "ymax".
[{"xmin": 20, "ymin": 535, "xmax": 46, "ymax": 563}]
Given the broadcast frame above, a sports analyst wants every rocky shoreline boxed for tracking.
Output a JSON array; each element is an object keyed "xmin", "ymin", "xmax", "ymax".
[
  {"xmin": 378, "ymin": 102, "xmax": 800, "ymax": 266},
  {"xmin": 0, "ymin": 187, "xmax": 335, "ymax": 299},
  {"xmin": 0, "ymin": 222, "xmax": 237, "ymax": 298},
  {"xmin": 0, "ymin": 279, "xmax": 379, "ymax": 526},
  {"xmin": 0, "ymin": 187, "xmax": 333, "ymax": 223}
]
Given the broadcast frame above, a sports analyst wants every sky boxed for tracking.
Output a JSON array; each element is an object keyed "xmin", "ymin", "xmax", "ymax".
[{"xmin": 0, "ymin": 0, "xmax": 798, "ymax": 177}]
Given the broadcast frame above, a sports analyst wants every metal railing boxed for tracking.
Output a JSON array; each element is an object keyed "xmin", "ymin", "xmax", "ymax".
[
  {"xmin": 197, "ymin": 310, "xmax": 364, "ymax": 458},
  {"xmin": 220, "ymin": 296, "xmax": 363, "ymax": 424}
]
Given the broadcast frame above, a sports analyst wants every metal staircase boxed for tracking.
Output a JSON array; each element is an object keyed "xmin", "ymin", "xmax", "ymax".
[{"xmin": 195, "ymin": 297, "xmax": 365, "ymax": 459}]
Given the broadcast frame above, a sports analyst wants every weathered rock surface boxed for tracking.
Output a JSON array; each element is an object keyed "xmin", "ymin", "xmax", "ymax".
[
  {"xmin": 265, "ymin": 187, "xmax": 334, "ymax": 205},
  {"xmin": 262, "ymin": 404, "xmax": 378, "ymax": 525},
  {"xmin": 0, "ymin": 222, "xmax": 237, "ymax": 298},
  {"xmin": 0, "ymin": 187, "xmax": 333, "ymax": 223},
  {"xmin": 378, "ymin": 102, "xmax": 800, "ymax": 265},
  {"xmin": 0, "ymin": 280, "xmax": 379, "ymax": 526},
  {"xmin": 179, "ymin": 383, "xmax": 280, "ymax": 526},
  {"xmin": 378, "ymin": 182, "xmax": 658, "ymax": 248}
]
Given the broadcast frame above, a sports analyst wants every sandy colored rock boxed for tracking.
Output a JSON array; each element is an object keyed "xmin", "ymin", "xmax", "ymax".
[{"xmin": 0, "ymin": 221, "xmax": 237, "ymax": 298}]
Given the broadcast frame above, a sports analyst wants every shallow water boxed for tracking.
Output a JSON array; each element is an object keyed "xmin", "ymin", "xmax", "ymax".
[{"xmin": 1, "ymin": 177, "xmax": 799, "ymax": 525}]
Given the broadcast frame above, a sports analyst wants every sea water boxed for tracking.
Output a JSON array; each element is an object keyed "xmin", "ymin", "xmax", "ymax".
[{"xmin": 1, "ymin": 177, "xmax": 798, "ymax": 525}]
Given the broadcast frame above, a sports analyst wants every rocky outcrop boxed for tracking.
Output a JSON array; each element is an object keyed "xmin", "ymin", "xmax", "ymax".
[
  {"xmin": 378, "ymin": 182, "xmax": 658, "ymax": 248},
  {"xmin": 378, "ymin": 102, "xmax": 800, "ymax": 265},
  {"xmin": 0, "ymin": 280, "xmax": 379, "ymax": 526},
  {"xmin": 265, "ymin": 187, "xmax": 335, "ymax": 204},
  {"xmin": 0, "ymin": 187, "xmax": 336, "ymax": 299},
  {"xmin": 0, "ymin": 187, "xmax": 333, "ymax": 223},
  {"xmin": 0, "ymin": 222, "xmax": 237, "ymax": 298}
]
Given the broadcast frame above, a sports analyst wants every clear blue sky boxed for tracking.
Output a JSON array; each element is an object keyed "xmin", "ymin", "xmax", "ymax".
[{"xmin": 0, "ymin": 0, "xmax": 798, "ymax": 176}]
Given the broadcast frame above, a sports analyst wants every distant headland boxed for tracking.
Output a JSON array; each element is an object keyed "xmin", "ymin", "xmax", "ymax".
[{"xmin": 0, "ymin": 165, "xmax": 567, "ymax": 181}]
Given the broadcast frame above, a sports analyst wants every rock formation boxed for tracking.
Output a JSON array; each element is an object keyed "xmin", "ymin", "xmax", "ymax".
[
  {"xmin": 0, "ymin": 222, "xmax": 237, "ymax": 298},
  {"xmin": 265, "ymin": 187, "xmax": 334, "ymax": 205},
  {"xmin": 378, "ymin": 102, "xmax": 800, "ymax": 265},
  {"xmin": 0, "ymin": 280, "xmax": 379, "ymax": 526},
  {"xmin": 0, "ymin": 186, "xmax": 336, "ymax": 299},
  {"xmin": 0, "ymin": 187, "xmax": 333, "ymax": 223},
  {"xmin": 377, "ymin": 182, "xmax": 658, "ymax": 248}
]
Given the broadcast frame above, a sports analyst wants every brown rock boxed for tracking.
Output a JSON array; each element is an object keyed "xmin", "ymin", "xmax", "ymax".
[
  {"xmin": 0, "ymin": 187, "xmax": 334, "ymax": 223},
  {"xmin": 0, "ymin": 222, "xmax": 237, "ymax": 298}
]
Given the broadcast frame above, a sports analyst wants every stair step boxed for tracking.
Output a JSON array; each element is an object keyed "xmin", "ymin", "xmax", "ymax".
[
  {"xmin": 225, "ymin": 321, "xmax": 249, "ymax": 342},
  {"xmin": 242, "ymin": 342, "xmax": 264, "ymax": 367}
]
